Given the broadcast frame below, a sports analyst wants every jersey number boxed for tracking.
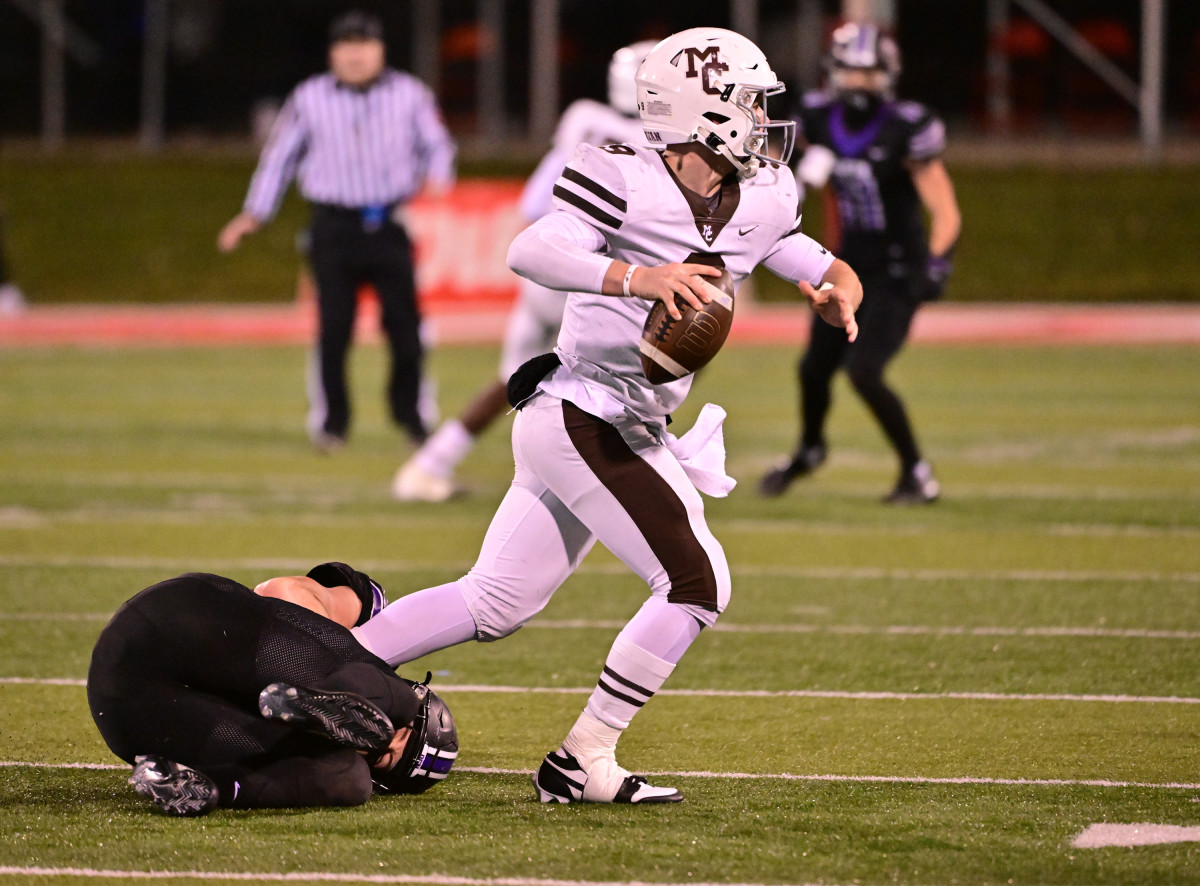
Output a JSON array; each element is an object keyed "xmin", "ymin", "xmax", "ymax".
[{"xmin": 832, "ymin": 158, "xmax": 886, "ymax": 232}]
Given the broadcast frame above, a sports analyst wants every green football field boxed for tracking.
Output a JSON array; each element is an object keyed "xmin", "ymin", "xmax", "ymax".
[{"xmin": 1, "ymin": 340, "xmax": 1198, "ymax": 885}]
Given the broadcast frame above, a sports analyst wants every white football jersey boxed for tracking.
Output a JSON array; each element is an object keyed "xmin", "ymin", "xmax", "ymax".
[
  {"xmin": 520, "ymin": 99, "xmax": 650, "ymax": 221},
  {"xmin": 544, "ymin": 142, "xmax": 834, "ymax": 423}
]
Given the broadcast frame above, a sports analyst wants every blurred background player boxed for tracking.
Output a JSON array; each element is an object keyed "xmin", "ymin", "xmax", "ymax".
[
  {"xmin": 759, "ymin": 21, "xmax": 961, "ymax": 504},
  {"xmin": 218, "ymin": 10, "xmax": 456, "ymax": 453},
  {"xmin": 391, "ymin": 41, "xmax": 656, "ymax": 503},
  {"xmin": 0, "ymin": 206, "xmax": 26, "ymax": 315}
]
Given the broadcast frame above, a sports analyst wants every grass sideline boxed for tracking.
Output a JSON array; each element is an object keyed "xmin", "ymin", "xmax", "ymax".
[
  {"xmin": 1, "ymin": 340, "xmax": 1199, "ymax": 885},
  {"xmin": 2, "ymin": 150, "xmax": 1199, "ymax": 304}
]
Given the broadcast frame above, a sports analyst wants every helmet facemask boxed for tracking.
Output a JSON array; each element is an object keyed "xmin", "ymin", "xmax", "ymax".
[{"xmin": 698, "ymin": 82, "xmax": 795, "ymax": 178}]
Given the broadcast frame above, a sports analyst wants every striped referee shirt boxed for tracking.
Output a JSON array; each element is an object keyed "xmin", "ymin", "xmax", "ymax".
[{"xmin": 242, "ymin": 68, "xmax": 456, "ymax": 220}]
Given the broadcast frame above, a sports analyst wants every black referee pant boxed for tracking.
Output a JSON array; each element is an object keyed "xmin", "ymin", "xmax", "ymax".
[
  {"xmin": 308, "ymin": 205, "xmax": 426, "ymax": 444},
  {"xmin": 797, "ymin": 266, "xmax": 924, "ymax": 471},
  {"xmin": 87, "ymin": 573, "xmax": 418, "ymax": 809}
]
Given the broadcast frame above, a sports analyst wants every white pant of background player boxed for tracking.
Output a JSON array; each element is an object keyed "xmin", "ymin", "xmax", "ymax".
[
  {"xmin": 390, "ymin": 277, "xmax": 565, "ymax": 502},
  {"xmin": 355, "ymin": 391, "xmax": 730, "ymax": 802}
]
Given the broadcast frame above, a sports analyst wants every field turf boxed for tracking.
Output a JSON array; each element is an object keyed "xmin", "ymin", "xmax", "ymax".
[{"xmin": 1, "ymin": 340, "xmax": 1198, "ymax": 885}]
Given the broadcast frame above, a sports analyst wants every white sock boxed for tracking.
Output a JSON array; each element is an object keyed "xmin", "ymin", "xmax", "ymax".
[
  {"xmin": 351, "ymin": 581, "xmax": 477, "ymax": 666},
  {"xmin": 414, "ymin": 419, "xmax": 474, "ymax": 478},
  {"xmin": 561, "ymin": 710, "xmax": 631, "ymax": 802},
  {"xmin": 584, "ymin": 634, "xmax": 675, "ymax": 732}
]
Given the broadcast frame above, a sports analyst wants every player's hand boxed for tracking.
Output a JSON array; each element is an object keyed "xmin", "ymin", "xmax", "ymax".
[
  {"xmin": 217, "ymin": 213, "xmax": 261, "ymax": 253},
  {"xmin": 917, "ymin": 253, "xmax": 953, "ymax": 302},
  {"xmin": 801, "ymin": 279, "xmax": 860, "ymax": 342},
  {"xmin": 631, "ymin": 263, "xmax": 723, "ymax": 320}
]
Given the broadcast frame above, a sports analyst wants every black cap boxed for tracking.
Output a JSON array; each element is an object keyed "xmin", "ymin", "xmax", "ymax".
[
  {"xmin": 329, "ymin": 10, "xmax": 384, "ymax": 44},
  {"xmin": 306, "ymin": 561, "xmax": 388, "ymax": 626}
]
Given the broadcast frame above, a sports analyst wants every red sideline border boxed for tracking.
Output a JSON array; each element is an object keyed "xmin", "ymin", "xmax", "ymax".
[{"xmin": 2, "ymin": 302, "xmax": 1200, "ymax": 348}]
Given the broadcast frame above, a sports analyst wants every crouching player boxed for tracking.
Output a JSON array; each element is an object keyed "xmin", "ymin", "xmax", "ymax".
[{"xmin": 87, "ymin": 562, "xmax": 457, "ymax": 815}]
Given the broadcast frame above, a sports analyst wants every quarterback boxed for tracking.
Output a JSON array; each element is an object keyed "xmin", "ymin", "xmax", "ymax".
[{"xmin": 354, "ymin": 27, "xmax": 861, "ymax": 804}]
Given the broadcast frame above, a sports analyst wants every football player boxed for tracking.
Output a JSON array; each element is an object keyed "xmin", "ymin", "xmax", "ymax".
[
  {"xmin": 760, "ymin": 21, "xmax": 962, "ymax": 503},
  {"xmin": 354, "ymin": 27, "xmax": 860, "ymax": 804},
  {"xmin": 88, "ymin": 563, "xmax": 456, "ymax": 816},
  {"xmin": 393, "ymin": 41, "xmax": 657, "ymax": 502}
]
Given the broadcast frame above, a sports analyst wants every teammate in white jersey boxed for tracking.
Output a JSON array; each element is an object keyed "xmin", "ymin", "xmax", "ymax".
[
  {"xmin": 355, "ymin": 27, "xmax": 861, "ymax": 804},
  {"xmin": 393, "ymin": 42, "xmax": 655, "ymax": 503}
]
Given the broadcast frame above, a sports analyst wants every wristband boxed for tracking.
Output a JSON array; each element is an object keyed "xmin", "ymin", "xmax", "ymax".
[{"xmin": 622, "ymin": 264, "xmax": 638, "ymax": 297}]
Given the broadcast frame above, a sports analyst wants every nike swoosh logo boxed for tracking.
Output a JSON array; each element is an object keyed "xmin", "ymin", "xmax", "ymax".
[{"xmin": 738, "ymin": 226, "xmax": 759, "ymax": 236}]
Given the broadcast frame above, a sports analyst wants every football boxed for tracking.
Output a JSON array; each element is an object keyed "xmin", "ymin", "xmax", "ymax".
[{"xmin": 639, "ymin": 269, "xmax": 736, "ymax": 384}]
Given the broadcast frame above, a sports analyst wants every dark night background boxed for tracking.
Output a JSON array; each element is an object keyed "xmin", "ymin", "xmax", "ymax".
[{"xmin": 1, "ymin": 1, "xmax": 1197, "ymax": 143}]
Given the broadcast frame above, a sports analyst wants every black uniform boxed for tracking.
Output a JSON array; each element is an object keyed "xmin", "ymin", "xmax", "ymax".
[
  {"xmin": 87, "ymin": 573, "xmax": 420, "ymax": 809},
  {"xmin": 794, "ymin": 91, "xmax": 946, "ymax": 472}
]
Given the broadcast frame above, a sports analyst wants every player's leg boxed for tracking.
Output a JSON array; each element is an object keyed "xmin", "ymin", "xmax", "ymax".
[
  {"xmin": 208, "ymin": 748, "xmax": 374, "ymax": 809},
  {"xmin": 393, "ymin": 280, "xmax": 564, "ymax": 502},
  {"xmin": 356, "ymin": 459, "xmax": 597, "ymax": 665},
  {"xmin": 372, "ymin": 222, "xmax": 427, "ymax": 444},
  {"xmin": 131, "ymin": 746, "xmax": 375, "ymax": 815},
  {"xmin": 392, "ymin": 380, "xmax": 508, "ymax": 502},
  {"xmin": 0, "ymin": 207, "xmax": 26, "ymax": 315},
  {"xmin": 521, "ymin": 398, "xmax": 727, "ymax": 803},
  {"xmin": 759, "ymin": 311, "xmax": 847, "ymax": 495},
  {"xmin": 308, "ymin": 211, "xmax": 362, "ymax": 449},
  {"xmin": 841, "ymin": 281, "xmax": 938, "ymax": 503}
]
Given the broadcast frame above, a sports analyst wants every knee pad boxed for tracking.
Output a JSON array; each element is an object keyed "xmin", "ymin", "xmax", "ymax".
[{"xmin": 459, "ymin": 575, "xmax": 545, "ymax": 642}]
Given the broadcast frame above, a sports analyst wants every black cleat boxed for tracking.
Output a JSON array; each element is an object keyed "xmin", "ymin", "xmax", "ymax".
[
  {"xmin": 883, "ymin": 460, "xmax": 941, "ymax": 505},
  {"xmin": 129, "ymin": 755, "xmax": 218, "ymax": 817},
  {"xmin": 759, "ymin": 444, "xmax": 826, "ymax": 497},
  {"xmin": 532, "ymin": 749, "xmax": 586, "ymax": 803},
  {"xmin": 532, "ymin": 748, "xmax": 682, "ymax": 804},
  {"xmin": 259, "ymin": 682, "xmax": 394, "ymax": 752}
]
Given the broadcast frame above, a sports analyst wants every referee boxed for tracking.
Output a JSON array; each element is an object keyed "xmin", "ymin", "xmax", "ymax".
[{"xmin": 219, "ymin": 10, "xmax": 456, "ymax": 452}]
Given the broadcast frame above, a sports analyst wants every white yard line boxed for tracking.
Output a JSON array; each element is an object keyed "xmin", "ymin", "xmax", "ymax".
[
  {"xmin": 0, "ymin": 554, "xmax": 1197, "ymax": 584},
  {"xmin": 5, "ymin": 761, "xmax": 1199, "ymax": 791},
  {"xmin": 5, "ymin": 612, "xmax": 1200, "ymax": 640},
  {"xmin": 4, "ymin": 676, "xmax": 1199, "ymax": 705},
  {"xmin": 5, "ymin": 503, "xmax": 1200, "ymax": 535}
]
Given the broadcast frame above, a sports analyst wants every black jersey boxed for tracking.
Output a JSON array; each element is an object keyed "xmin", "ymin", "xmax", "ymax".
[
  {"xmin": 88, "ymin": 572, "xmax": 417, "ymax": 766},
  {"xmin": 796, "ymin": 90, "xmax": 945, "ymax": 272}
]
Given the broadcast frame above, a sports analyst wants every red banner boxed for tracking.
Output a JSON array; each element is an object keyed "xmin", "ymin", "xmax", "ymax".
[{"xmin": 405, "ymin": 180, "xmax": 527, "ymax": 310}]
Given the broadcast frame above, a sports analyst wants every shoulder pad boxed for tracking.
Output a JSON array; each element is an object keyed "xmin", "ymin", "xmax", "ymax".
[
  {"xmin": 552, "ymin": 143, "xmax": 631, "ymax": 229},
  {"xmin": 553, "ymin": 99, "xmax": 611, "ymax": 152},
  {"xmin": 894, "ymin": 100, "xmax": 933, "ymax": 125}
]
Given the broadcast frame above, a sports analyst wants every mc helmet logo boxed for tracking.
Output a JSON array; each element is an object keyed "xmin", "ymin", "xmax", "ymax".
[{"xmin": 680, "ymin": 46, "xmax": 728, "ymax": 96}]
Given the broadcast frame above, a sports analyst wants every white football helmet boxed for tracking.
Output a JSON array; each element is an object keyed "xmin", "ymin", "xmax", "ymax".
[
  {"xmin": 635, "ymin": 27, "xmax": 795, "ymax": 178},
  {"xmin": 608, "ymin": 40, "xmax": 658, "ymax": 117}
]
